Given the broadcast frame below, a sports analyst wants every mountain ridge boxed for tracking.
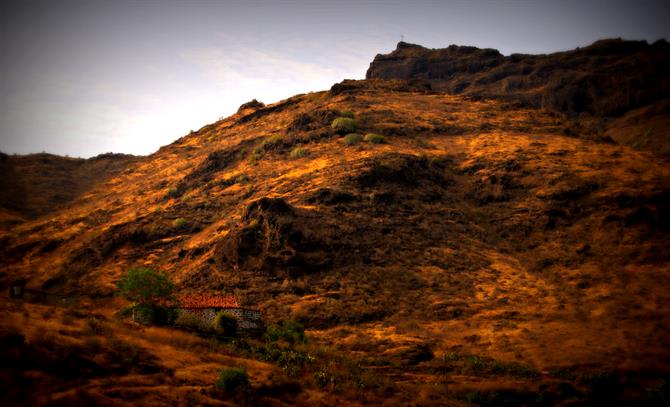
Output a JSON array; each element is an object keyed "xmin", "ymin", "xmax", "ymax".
[{"xmin": 367, "ymin": 38, "xmax": 670, "ymax": 119}]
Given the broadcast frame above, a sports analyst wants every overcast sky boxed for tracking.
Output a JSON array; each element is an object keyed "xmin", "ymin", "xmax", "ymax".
[{"xmin": 2, "ymin": 0, "xmax": 669, "ymax": 158}]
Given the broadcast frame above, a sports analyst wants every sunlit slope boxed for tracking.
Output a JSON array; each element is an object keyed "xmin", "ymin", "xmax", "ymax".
[{"xmin": 2, "ymin": 80, "xmax": 669, "ymax": 396}]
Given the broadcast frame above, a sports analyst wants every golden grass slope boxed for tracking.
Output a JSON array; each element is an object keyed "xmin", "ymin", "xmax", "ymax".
[{"xmin": 1, "ymin": 79, "xmax": 670, "ymax": 405}]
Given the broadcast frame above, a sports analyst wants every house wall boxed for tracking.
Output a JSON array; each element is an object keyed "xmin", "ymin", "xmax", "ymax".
[
  {"xmin": 175, "ymin": 307, "xmax": 262, "ymax": 330},
  {"xmin": 220, "ymin": 308, "xmax": 261, "ymax": 330},
  {"xmin": 176, "ymin": 308, "xmax": 217, "ymax": 329}
]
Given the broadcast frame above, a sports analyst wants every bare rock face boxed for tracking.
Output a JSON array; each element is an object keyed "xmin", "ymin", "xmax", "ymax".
[
  {"xmin": 367, "ymin": 42, "xmax": 504, "ymax": 81},
  {"xmin": 236, "ymin": 99, "xmax": 265, "ymax": 113},
  {"xmin": 215, "ymin": 198, "xmax": 334, "ymax": 275},
  {"xmin": 366, "ymin": 39, "xmax": 670, "ymax": 117}
]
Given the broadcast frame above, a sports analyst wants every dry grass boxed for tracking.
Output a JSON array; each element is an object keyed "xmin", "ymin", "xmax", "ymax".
[{"xmin": 1, "ymin": 81, "xmax": 669, "ymax": 405}]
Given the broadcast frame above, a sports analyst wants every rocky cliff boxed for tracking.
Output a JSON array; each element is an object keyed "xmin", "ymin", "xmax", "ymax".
[{"xmin": 367, "ymin": 38, "xmax": 670, "ymax": 117}]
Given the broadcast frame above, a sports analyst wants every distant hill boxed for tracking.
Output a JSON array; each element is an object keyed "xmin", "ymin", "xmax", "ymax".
[{"xmin": 0, "ymin": 152, "xmax": 139, "ymax": 226}]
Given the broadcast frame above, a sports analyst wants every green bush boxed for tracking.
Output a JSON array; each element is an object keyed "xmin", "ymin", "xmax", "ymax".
[
  {"xmin": 339, "ymin": 110, "xmax": 355, "ymax": 118},
  {"xmin": 215, "ymin": 312, "xmax": 239, "ymax": 337},
  {"xmin": 289, "ymin": 146, "xmax": 308, "ymax": 159},
  {"xmin": 129, "ymin": 303, "xmax": 178, "ymax": 326},
  {"xmin": 265, "ymin": 320, "xmax": 307, "ymax": 344},
  {"xmin": 263, "ymin": 134, "xmax": 285, "ymax": 148},
  {"xmin": 166, "ymin": 187, "xmax": 179, "ymax": 198},
  {"xmin": 116, "ymin": 267, "xmax": 175, "ymax": 304},
  {"xmin": 364, "ymin": 133, "xmax": 387, "ymax": 144},
  {"xmin": 116, "ymin": 267, "xmax": 177, "ymax": 325},
  {"xmin": 215, "ymin": 366, "xmax": 250, "ymax": 394},
  {"xmin": 256, "ymin": 342, "xmax": 315, "ymax": 376},
  {"xmin": 331, "ymin": 117, "xmax": 356, "ymax": 134},
  {"xmin": 344, "ymin": 133, "xmax": 363, "ymax": 146},
  {"xmin": 172, "ymin": 218, "xmax": 188, "ymax": 229}
]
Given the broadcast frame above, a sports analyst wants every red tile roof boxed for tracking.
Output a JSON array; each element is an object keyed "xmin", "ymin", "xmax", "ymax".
[{"xmin": 176, "ymin": 294, "xmax": 240, "ymax": 309}]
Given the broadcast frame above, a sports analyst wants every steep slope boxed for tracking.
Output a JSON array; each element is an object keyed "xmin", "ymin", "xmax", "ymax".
[
  {"xmin": 0, "ymin": 152, "xmax": 140, "ymax": 226},
  {"xmin": 2, "ymin": 78, "xmax": 670, "ymax": 404},
  {"xmin": 367, "ymin": 39, "xmax": 670, "ymax": 158}
]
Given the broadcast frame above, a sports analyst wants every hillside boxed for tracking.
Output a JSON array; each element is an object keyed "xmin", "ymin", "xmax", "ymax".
[
  {"xmin": 0, "ymin": 152, "xmax": 139, "ymax": 227},
  {"xmin": 367, "ymin": 38, "xmax": 670, "ymax": 155},
  {"xmin": 2, "ymin": 42, "xmax": 670, "ymax": 405}
]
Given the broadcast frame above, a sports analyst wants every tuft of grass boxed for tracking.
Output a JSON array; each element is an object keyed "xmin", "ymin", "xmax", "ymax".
[
  {"xmin": 364, "ymin": 133, "xmax": 388, "ymax": 144},
  {"xmin": 248, "ymin": 148, "xmax": 263, "ymax": 163},
  {"xmin": 234, "ymin": 174, "xmax": 249, "ymax": 184},
  {"xmin": 289, "ymin": 146, "xmax": 308, "ymax": 159},
  {"xmin": 262, "ymin": 134, "xmax": 286, "ymax": 149},
  {"xmin": 166, "ymin": 187, "xmax": 179, "ymax": 198},
  {"xmin": 414, "ymin": 138, "xmax": 436, "ymax": 149},
  {"xmin": 344, "ymin": 133, "xmax": 363, "ymax": 146},
  {"xmin": 173, "ymin": 218, "xmax": 188, "ymax": 229},
  {"xmin": 339, "ymin": 110, "xmax": 355, "ymax": 118},
  {"xmin": 442, "ymin": 352, "xmax": 539, "ymax": 379},
  {"xmin": 331, "ymin": 117, "xmax": 357, "ymax": 134},
  {"xmin": 265, "ymin": 320, "xmax": 307, "ymax": 345},
  {"xmin": 215, "ymin": 366, "xmax": 250, "ymax": 394}
]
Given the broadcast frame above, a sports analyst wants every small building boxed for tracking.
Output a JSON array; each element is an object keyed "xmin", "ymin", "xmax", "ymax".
[{"xmin": 174, "ymin": 294, "xmax": 262, "ymax": 331}]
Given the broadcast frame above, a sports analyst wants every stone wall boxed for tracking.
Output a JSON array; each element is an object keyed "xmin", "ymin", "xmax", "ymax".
[{"xmin": 175, "ymin": 307, "xmax": 262, "ymax": 330}]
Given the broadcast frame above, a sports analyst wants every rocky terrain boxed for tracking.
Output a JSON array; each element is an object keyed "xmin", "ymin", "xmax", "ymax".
[
  {"xmin": 1, "ymin": 39, "xmax": 669, "ymax": 405},
  {"xmin": 367, "ymin": 38, "xmax": 670, "ymax": 155}
]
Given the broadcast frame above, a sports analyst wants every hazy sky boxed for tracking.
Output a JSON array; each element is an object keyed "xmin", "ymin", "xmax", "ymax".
[{"xmin": 2, "ymin": 0, "xmax": 669, "ymax": 157}]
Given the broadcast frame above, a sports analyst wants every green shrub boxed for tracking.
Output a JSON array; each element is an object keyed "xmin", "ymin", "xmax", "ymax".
[
  {"xmin": 339, "ymin": 110, "xmax": 355, "ymax": 118},
  {"xmin": 116, "ymin": 267, "xmax": 175, "ymax": 304},
  {"xmin": 215, "ymin": 366, "xmax": 250, "ymax": 394},
  {"xmin": 116, "ymin": 267, "xmax": 177, "ymax": 326},
  {"xmin": 249, "ymin": 135, "xmax": 285, "ymax": 163},
  {"xmin": 129, "ymin": 303, "xmax": 178, "ymax": 326},
  {"xmin": 289, "ymin": 146, "xmax": 308, "ymax": 159},
  {"xmin": 215, "ymin": 312, "xmax": 239, "ymax": 337},
  {"xmin": 256, "ymin": 342, "xmax": 315, "ymax": 376},
  {"xmin": 248, "ymin": 148, "xmax": 263, "ymax": 163},
  {"xmin": 344, "ymin": 133, "xmax": 363, "ymax": 146},
  {"xmin": 166, "ymin": 187, "xmax": 179, "ymax": 198},
  {"xmin": 260, "ymin": 134, "xmax": 286, "ymax": 151},
  {"xmin": 364, "ymin": 133, "xmax": 387, "ymax": 144},
  {"xmin": 172, "ymin": 218, "xmax": 188, "ymax": 229},
  {"xmin": 331, "ymin": 117, "xmax": 356, "ymax": 134},
  {"xmin": 265, "ymin": 320, "xmax": 307, "ymax": 344}
]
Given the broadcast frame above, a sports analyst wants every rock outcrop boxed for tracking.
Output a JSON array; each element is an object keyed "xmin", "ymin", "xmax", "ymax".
[
  {"xmin": 215, "ymin": 198, "xmax": 334, "ymax": 275},
  {"xmin": 367, "ymin": 38, "xmax": 670, "ymax": 117}
]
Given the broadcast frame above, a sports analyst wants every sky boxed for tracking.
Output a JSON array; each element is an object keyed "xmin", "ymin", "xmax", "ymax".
[{"xmin": 1, "ymin": 0, "xmax": 669, "ymax": 158}]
